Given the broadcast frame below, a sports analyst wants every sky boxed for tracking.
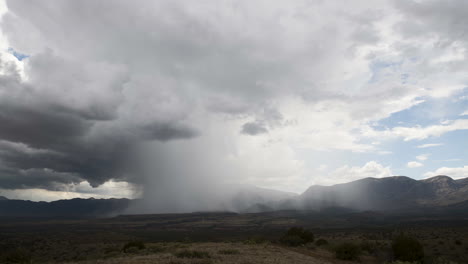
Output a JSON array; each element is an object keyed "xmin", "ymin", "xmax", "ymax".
[{"xmin": 0, "ymin": 0, "xmax": 467, "ymax": 203}]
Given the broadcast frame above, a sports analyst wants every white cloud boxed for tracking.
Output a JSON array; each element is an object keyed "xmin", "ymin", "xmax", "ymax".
[
  {"xmin": 398, "ymin": 120, "xmax": 468, "ymax": 141},
  {"xmin": 368, "ymin": 119, "xmax": 468, "ymax": 141},
  {"xmin": 416, "ymin": 154, "xmax": 429, "ymax": 161},
  {"xmin": 313, "ymin": 161, "xmax": 393, "ymax": 186},
  {"xmin": 461, "ymin": 110, "xmax": 468, "ymax": 116},
  {"xmin": 417, "ymin": 143, "xmax": 444, "ymax": 149},
  {"xmin": 0, "ymin": 180, "xmax": 140, "ymax": 202},
  {"xmin": 407, "ymin": 161, "xmax": 423, "ymax": 168},
  {"xmin": 378, "ymin": 150, "xmax": 392, "ymax": 155},
  {"xmin": 424, "ymin": 166, "xmax": 468, "ymax": 180}
]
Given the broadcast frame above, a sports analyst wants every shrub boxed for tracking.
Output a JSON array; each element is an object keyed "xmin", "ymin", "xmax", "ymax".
[
  {"xmin": 144, "ymin": 244, "xmax": 165, "ymax": 254},
  {"xmin": 385, "ymin": 261, "xmax": 419, "ymax": 264},
  {"xmin": 174, "ymin": 250, "xmax": 211, "ymax": 259},
  {"xmin": 218, "ymin": 249, "xmax": 240, "ymax": 255},
  {"xmin": 334, "ymin": 242, "xmax": 361, "ymax": 261},
  {"xmin": 243, "ymin": 236, "xmax": 267, "ymax": 245},
  {"xmin": 392, "ymin": 235, "xmax": 424, "ymax": 262},
  {"xmin": 315, "ymin": 238, "xmax": 328, "ymax": 247},
  {"xmin": 104, "ymin": 245, "xmax": 120, "ymax": 254},
  {"xmin": 280, "ymin": 227, "xmax": 314, "ymax": 247},
  {"xmin": 360, "ymin": 241, "xmax": 376, "ymax": 253},
  {"xmin": 428, "ymin": 256, "xmax": 460, "ymax": 264},
  {"xmin": 280, "ymin": 235, "xmax": 305, "ymax": 247},
  {"xmin": 1, "ymin": 248, "xmax": 32, "ymax": 264},
  {"xmin": 122, "ymin": 241, "xmax": 145, "ymax": 253}
]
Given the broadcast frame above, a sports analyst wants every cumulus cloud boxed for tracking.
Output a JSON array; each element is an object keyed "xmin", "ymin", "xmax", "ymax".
[
  {"xmin": 407, "ymin": 161, "xmax": 423, "ymax": 168},
  {"xmin": 316, "ymin": 161, "xmax": 393, "ymax": 186},
  {"xmin": 0, "ymin": 180, "xmax": 140, "ymax": 201},
  {"xmin": 416, "ymin": 154, "xmax": 429, "ymax": 161},
  {"xmin": 424, "ymin": 166, "xmax": 468, "ymax": 179},
  {"xmin": 0, "ymin": 48, "xmax": 198, "ymax": 190}
]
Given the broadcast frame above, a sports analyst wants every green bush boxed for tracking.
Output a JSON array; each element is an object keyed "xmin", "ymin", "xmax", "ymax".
[
  {"xmin": 334, "ymin": 242, "xmax": 361, "ymax": 261},
  {"xmin": 174, "ymin": 250, "xmax": 211, "ymax": 259},
  {"xmin": 392, "ymin": 235, "xmax": 424, "ymax": 262},
  {"xmin": 122, "ymin": 241, "xmax": 145, "ymax": 253},
  {"xmin": 315, "ymin": 238, "xmax": 328, "ymax": 247},
  {"xmin": 280, "ymin": 227, "xmax": 314, "ymax": 247}
]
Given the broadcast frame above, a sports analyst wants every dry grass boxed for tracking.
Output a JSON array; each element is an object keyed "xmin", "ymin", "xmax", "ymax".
[{"xmin": 67, "ymin": 242, "xmax": 332, "ymax": 264}]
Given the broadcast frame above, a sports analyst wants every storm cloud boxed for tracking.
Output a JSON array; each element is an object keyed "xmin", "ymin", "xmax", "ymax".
[
  {"xmin": 0, "ymin": 0, "xmax": 468, "ymax": 209},
  {"xmin": 0, "ymin": 48, "xmax": 198, "ymax": 190}
]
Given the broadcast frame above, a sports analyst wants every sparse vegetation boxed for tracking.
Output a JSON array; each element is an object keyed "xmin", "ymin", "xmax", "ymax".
[
  {"xmin": 148, "ymin": 244, "xmax": 166, "ymax": 253},
  {"xmin": 0, "ymin": 248, "xmax": 32, "ymax": 264},
  {"xmin": 385, "ymin": 261, "xmax": 419, "ymax": 264},
  {"xmin": 392, "ymin": 235, "xmax": 424, "ymax": 262},
  {"xmin": 243, "ymin": 235, "xmax": 267, "ymax": 245},
  {"xmin": 218, "ymin": 249, "xmax": 240, "ymax": 255},
  {"xmin": 315, "ymin": 238, "xmax": 328, "ymax": 247},
  {"xmin": 122, "ymin": 241, "xmax": 145, "ymax": 253},
  {"xmin": 280, "ymin": 227, "xmax": 314, "ymax": 246},
  {"xmin": 428, "ymin": 257, "xmax": 460, "ymax": 264},
  {"xmin": 360, "ymin": 240, "xmax": 377, "ymax": 254},
  {"xmin": 174, "ymin": 250, "xmax": 211, "ymax": 259},
  {"xmin": 0, "ymin": 212, "xmax": 467, "ymax": 263},
  {"xmin": 334, "ymin": 242, "xmax": 361, "ymax": 261}
]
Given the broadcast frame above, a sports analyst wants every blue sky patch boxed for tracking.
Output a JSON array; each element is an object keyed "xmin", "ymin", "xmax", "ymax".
[{"xmin": 8, "ymin": 47, "xmax": 29, "ymax": 61}]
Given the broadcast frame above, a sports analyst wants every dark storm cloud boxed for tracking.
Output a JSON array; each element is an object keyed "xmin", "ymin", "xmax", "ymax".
[
  {"xmin": 0, "ymin": 166, "xmax": 82, "ymax": 190},
  {"xmin": 1, "ymin": 0, "xmax": 304, "ymax": 192},
  {"xmin": 0, "ymin": 101, "xmax": 91, "ymax": 149},
  {"xmin": 141, "ymin": 123, "xmax": 198, "ymax": 142},
  {"xmin": 0, "ymin": 57, "xmax": 198, "ymax": 190},
  {"xmin": 241, "ymin": 122, "xmax": 268, "ymax": 135}
]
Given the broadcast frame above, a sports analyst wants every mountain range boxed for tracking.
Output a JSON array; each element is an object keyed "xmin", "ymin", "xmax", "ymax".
[
  {"xmin": 295, "ymin": 175, "xmax": 468, "ymax": 211},
  {"xmin": 0, "ymin": 197, "xmax": 131, "ymax": 218},
  {"xmin": 1, "ymin": 175, "xmax": 467, "ymax": 217}
]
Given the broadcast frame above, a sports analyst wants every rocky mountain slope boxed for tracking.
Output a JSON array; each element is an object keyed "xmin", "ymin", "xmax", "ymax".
[{"xmin": 295, "ymin": 175, "xmax": 468, "ymax": 211}]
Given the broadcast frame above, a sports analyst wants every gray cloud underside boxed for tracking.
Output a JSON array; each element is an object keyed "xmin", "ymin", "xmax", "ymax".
[
  {"xmin": 241, "ymin": 122, "xmax": 268, "ymax": 135},
  {"xmin": 0, "ymin": 55, "xmax": 197, "ymax": 189}
]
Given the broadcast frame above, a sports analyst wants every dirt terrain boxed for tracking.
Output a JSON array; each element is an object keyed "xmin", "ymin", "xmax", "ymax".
[{"xmin": 1, "ymin": 211, "xmax": 467, "ymax": 263}]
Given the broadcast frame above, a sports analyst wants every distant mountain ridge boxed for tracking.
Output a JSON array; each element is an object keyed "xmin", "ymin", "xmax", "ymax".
[
  {"xmin": 0, "ymin": 197, "xmax": 131, "ymax": 217},
  {"xmin": 293, "ymin": 175, "xmax": 468, "ymax": 211},
  {"xmin": 223, "ymin": 184, "xmax": 297, "ymax": 212},
  {"xmin": 1, "ymin": 175, "xmax": 468, "ymax": 217}
]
